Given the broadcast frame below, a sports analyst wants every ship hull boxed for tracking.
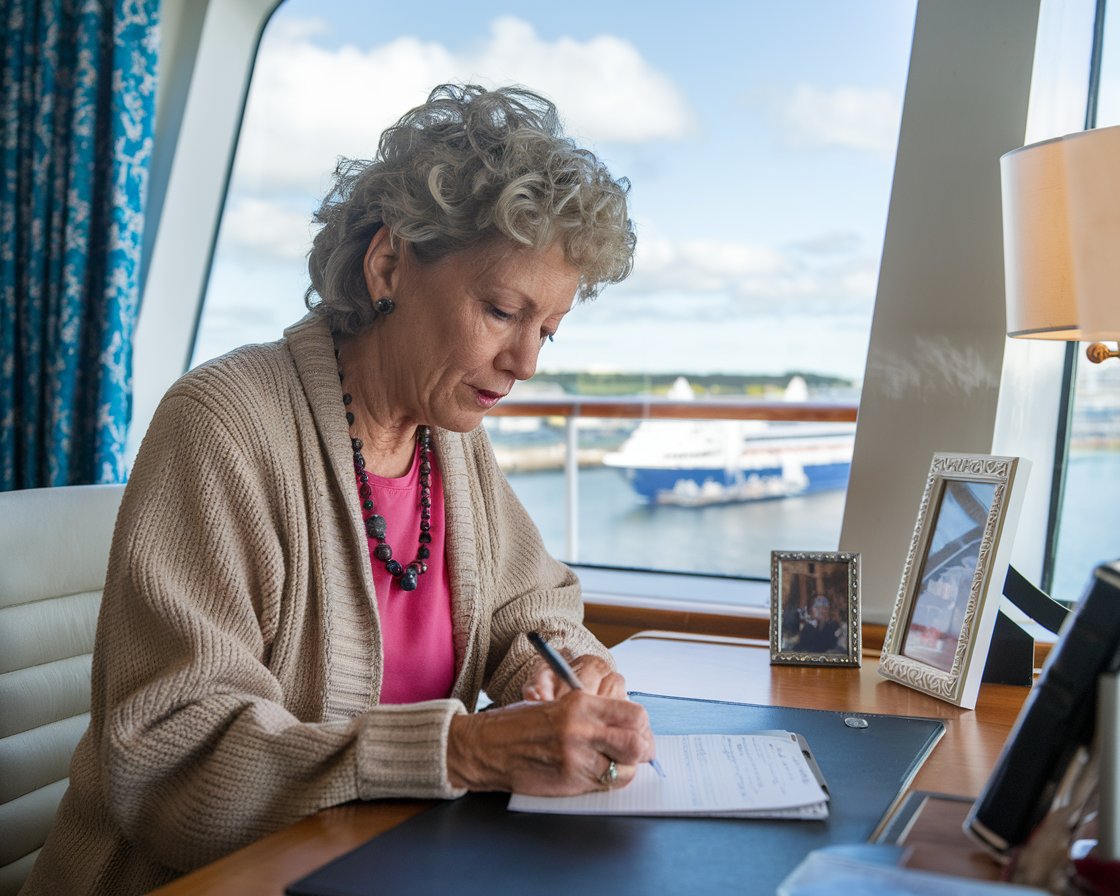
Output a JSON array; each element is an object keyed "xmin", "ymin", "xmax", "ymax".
[{"xmin": 612, "ymin": 459, "xmax": 851, "ymax": 506}]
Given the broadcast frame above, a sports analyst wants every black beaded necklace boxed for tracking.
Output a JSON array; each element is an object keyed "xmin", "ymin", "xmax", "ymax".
[{"xmin": 337, "ymin": 357, "xmax": 433, "ymax": 592}]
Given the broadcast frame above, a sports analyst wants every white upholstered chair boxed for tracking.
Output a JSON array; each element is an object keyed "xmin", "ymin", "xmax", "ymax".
[{"xmin": 0, "ymin": 483, "xmax": 125, "ymax": 896}]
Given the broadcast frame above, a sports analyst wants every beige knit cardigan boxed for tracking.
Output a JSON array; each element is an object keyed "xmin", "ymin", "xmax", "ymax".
[{"xmin": 20, "ymin": 314, "xmax": 607, "ymax": 896}]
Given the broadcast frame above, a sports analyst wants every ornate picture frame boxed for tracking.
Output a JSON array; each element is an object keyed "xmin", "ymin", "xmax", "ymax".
[
  {"xmin": 878, "ymin": 453, "xmax": 1031, "ymax": 709},
  {"xmin": 770, "ymin": 550, "xmax": 861, "ymax": 667}
]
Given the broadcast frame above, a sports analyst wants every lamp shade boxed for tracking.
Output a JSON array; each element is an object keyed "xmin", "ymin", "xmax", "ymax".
[{"xmin": 1001, "ymin": 124, "xmax": 1120, "ymax": 342}]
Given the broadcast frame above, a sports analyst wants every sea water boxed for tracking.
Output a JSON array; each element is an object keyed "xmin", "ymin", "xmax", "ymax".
[{"xmin": 507, "ymin": 466, "xmax": 848, "ymax": 581}]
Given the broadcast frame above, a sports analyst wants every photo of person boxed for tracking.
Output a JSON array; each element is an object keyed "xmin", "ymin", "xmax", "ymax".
[
  {"xmin": 771, "ymin": 552, "xmax": 860, "ymax": 665},
  {"xmin": 792, "ymin": 594, "xmax": 848, "ymax": 653},
  {"xmin": 901, "ymin": 479, "xmax": 997, "ymax": 673}
]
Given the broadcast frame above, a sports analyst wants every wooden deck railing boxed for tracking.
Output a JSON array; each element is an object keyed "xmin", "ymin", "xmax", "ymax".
[{"xmin": 488, "ymin": 396, "xmax": 858, "ymax": 423}]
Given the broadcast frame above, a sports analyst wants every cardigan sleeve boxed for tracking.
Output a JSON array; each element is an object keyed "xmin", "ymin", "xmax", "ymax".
[
  {"xmin": 94, "ymin": 380, "xmax": 465, "ymax": 874},
  {"xmin": 460, "ymin": 430, "xmax": 614, "ymax": 706}
]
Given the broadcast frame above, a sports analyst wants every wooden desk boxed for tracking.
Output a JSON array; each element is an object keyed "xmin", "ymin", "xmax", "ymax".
[{"xmin": 152, "ymin": 633, "xmax": 1029, "ymax": 895}]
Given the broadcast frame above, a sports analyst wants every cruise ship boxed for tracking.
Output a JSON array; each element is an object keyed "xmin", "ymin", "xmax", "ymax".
[
  {"xmin": 602, "ymin": 378, "xmax": 855, "ymax": 506},
  {"xmin": 603, "ymin": 418, "xmax": 855, "ymax": 506}
]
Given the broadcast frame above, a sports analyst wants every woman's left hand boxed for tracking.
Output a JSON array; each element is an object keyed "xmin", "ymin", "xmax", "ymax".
[{"xmin": 522, "ymin": 653, "xmax": 627, "ymax": 702}]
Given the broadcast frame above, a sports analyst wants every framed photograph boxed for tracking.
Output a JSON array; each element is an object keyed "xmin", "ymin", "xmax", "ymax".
[
  {"xmin": 878, "ymin": 453, "xmax": 1031, "ymax": 709},
  {"xmin": 770, "ymin": 550, "xmax": 861, "ymax": 667}
]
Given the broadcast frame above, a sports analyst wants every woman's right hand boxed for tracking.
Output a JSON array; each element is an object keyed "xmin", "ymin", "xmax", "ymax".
[{"xmin": 446, "ymin": 691, "xmax": 654, "ymax": 796}]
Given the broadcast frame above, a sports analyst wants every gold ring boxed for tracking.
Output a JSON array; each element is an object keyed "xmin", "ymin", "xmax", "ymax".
[{"xmin": 599, "ymin": 759, "xmax": 618, "ymax": 787}]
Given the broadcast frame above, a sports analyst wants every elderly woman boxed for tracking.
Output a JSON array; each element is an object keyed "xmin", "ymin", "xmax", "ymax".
[{"xmin": 22, "ymin": 84, "xmax": 653, "ymax": 896}]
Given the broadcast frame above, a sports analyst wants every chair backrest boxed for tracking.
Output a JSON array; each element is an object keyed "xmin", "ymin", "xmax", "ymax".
[{"xmin": 0, "ymin": 484, "xmax": 125, "ymax": 896}]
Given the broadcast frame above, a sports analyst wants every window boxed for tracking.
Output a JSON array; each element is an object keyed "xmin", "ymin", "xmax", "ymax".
[
  {"xmin": 192, "ymin": 1, "xmax": 916, "ymax": 593},
  {"xmin": 1051, "ymin": 357, "xmax": 1120, "ymax": 602},
  {"xmin": 1047, "ymin": 1, "xmax": 1120, "ymax": 604}
]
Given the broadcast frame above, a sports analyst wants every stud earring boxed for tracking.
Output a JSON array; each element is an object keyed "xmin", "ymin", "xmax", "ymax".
[{"xmin": 374, "ymin": 296, "xmax": 395, "ymax": 315}]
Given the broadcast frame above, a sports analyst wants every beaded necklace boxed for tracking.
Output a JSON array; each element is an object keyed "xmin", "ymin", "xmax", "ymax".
[{"xmin": 337, "ymin": 357, "xmax": 433, "ymax": 592}]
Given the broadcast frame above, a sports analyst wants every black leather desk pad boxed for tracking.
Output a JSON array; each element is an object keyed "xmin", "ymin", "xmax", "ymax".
[{"xmin": 286, "ymin": 693, "xmax": 945, "ymax": 896}]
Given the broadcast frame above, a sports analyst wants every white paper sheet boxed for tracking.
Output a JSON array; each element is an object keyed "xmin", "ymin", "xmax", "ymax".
[{"xmin": 508, "ymin": 733, "xmax": 829, "ymax": 819}]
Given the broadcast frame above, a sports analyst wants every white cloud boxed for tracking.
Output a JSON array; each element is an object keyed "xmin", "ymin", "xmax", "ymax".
[
  {"xmin": 478, "ymin": 18, "xmax": 692, "ymax": 143},
  {"xmin": 780, "ymin": 85, "xmax": 901, "ymax": 154},
  {"xmin": 229, "ymin": 16, "xmax": 692, "ymax": 198},
  {"xmin": 788, "ymin": 231, "xmax": 863, "ymax": 256},
  {"xmin": 218, "ymin": 197, "xmax": 314, "ymax": 263},
  {"xmin": 548, "ymin": 286, "xmax": 872, "ymax": 379},
  {"xmin": 619, "ymin": 226, "xmax": 878, "ymax": 314},
  {"xmin": 266, "ymin": 15, "xmax": 329, "ymax": 45},
  {"xmin": 627, "ymin": 233, "xmax": 789, "ymax": 294},
  {"xmin": 215, "ymin": 191, "xmax": 881, "ymax": 329}
]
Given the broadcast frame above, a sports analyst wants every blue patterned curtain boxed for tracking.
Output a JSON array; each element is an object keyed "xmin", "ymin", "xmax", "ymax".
[{"xmin": 1, "ymin": 0, "xmax": 159, "ymax": 490}]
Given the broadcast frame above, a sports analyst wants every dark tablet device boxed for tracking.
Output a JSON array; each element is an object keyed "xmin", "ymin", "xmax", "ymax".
[{"xmin": 965, "ymin": 560, "xmax": 1120, "ymax": 856}]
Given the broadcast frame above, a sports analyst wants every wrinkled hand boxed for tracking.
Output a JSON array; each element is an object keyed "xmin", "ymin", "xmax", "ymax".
[
  {"xmin": 522, "ymin": 653, "xmax": 627, "ymax": 701},
  {"xmin": 447, "ymin": 690, "xmax": 654, "ymax": 796}
]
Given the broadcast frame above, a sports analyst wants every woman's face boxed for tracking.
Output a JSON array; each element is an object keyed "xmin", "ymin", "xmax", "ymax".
[{"xmin": 365, "ymin": 232, "xmax": 580, "ymax": 433}]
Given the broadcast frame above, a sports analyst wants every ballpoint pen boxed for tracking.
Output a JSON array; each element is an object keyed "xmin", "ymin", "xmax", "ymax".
[{"xmin": 527, "ymin": 631, "xmax": 667, "ymax": 778}]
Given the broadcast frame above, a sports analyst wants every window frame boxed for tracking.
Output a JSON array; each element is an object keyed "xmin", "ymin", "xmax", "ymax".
[{"xmin": 136, "ymin": 0, "xmax": 1097, "ymax": 631}]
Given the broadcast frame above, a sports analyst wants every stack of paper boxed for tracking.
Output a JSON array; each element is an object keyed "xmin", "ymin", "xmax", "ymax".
[{"xmin": 509, "ymin": 732, "xmax": 829, "ymax": 820}]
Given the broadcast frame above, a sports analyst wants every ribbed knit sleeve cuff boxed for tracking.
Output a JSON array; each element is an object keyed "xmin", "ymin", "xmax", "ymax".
[{"xmin": 355, "ymin": 700, "xmax": 468, "ymax": 800}]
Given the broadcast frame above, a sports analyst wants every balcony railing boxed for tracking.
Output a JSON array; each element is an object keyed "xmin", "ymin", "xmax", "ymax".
[{"xmin": 489, "ymin": 397, "xmax": 859, "ymax": 562}]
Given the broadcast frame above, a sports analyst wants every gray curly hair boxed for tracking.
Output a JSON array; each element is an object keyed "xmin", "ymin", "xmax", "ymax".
[{"xmin": 305, "ymin": 83, "xmax": 636, "ymax": 335}]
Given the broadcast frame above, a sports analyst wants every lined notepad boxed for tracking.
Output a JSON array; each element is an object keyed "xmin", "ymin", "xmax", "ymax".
[{"xmin": 508, "ymin": 732, "xmax": 829, "ymax": 819}]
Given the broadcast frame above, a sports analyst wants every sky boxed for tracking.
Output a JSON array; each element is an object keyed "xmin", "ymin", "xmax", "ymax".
[{"xmin": 192, "ymin": 1, "xmax": 921, "ymax": 382}]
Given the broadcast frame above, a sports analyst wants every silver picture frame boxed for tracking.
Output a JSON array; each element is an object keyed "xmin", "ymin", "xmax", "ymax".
[
  {"xmin": 878, "ymin": 453, "xmax": 1031, "ymax": 709},
  {"xmin": 770, "ymin": 550, "xmax": 862, "ymax": 667}
]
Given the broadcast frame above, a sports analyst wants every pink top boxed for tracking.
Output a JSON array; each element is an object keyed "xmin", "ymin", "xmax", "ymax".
[{"xmin": 357, "ymin": 441, "xmax": 455, "ymax": 704}]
